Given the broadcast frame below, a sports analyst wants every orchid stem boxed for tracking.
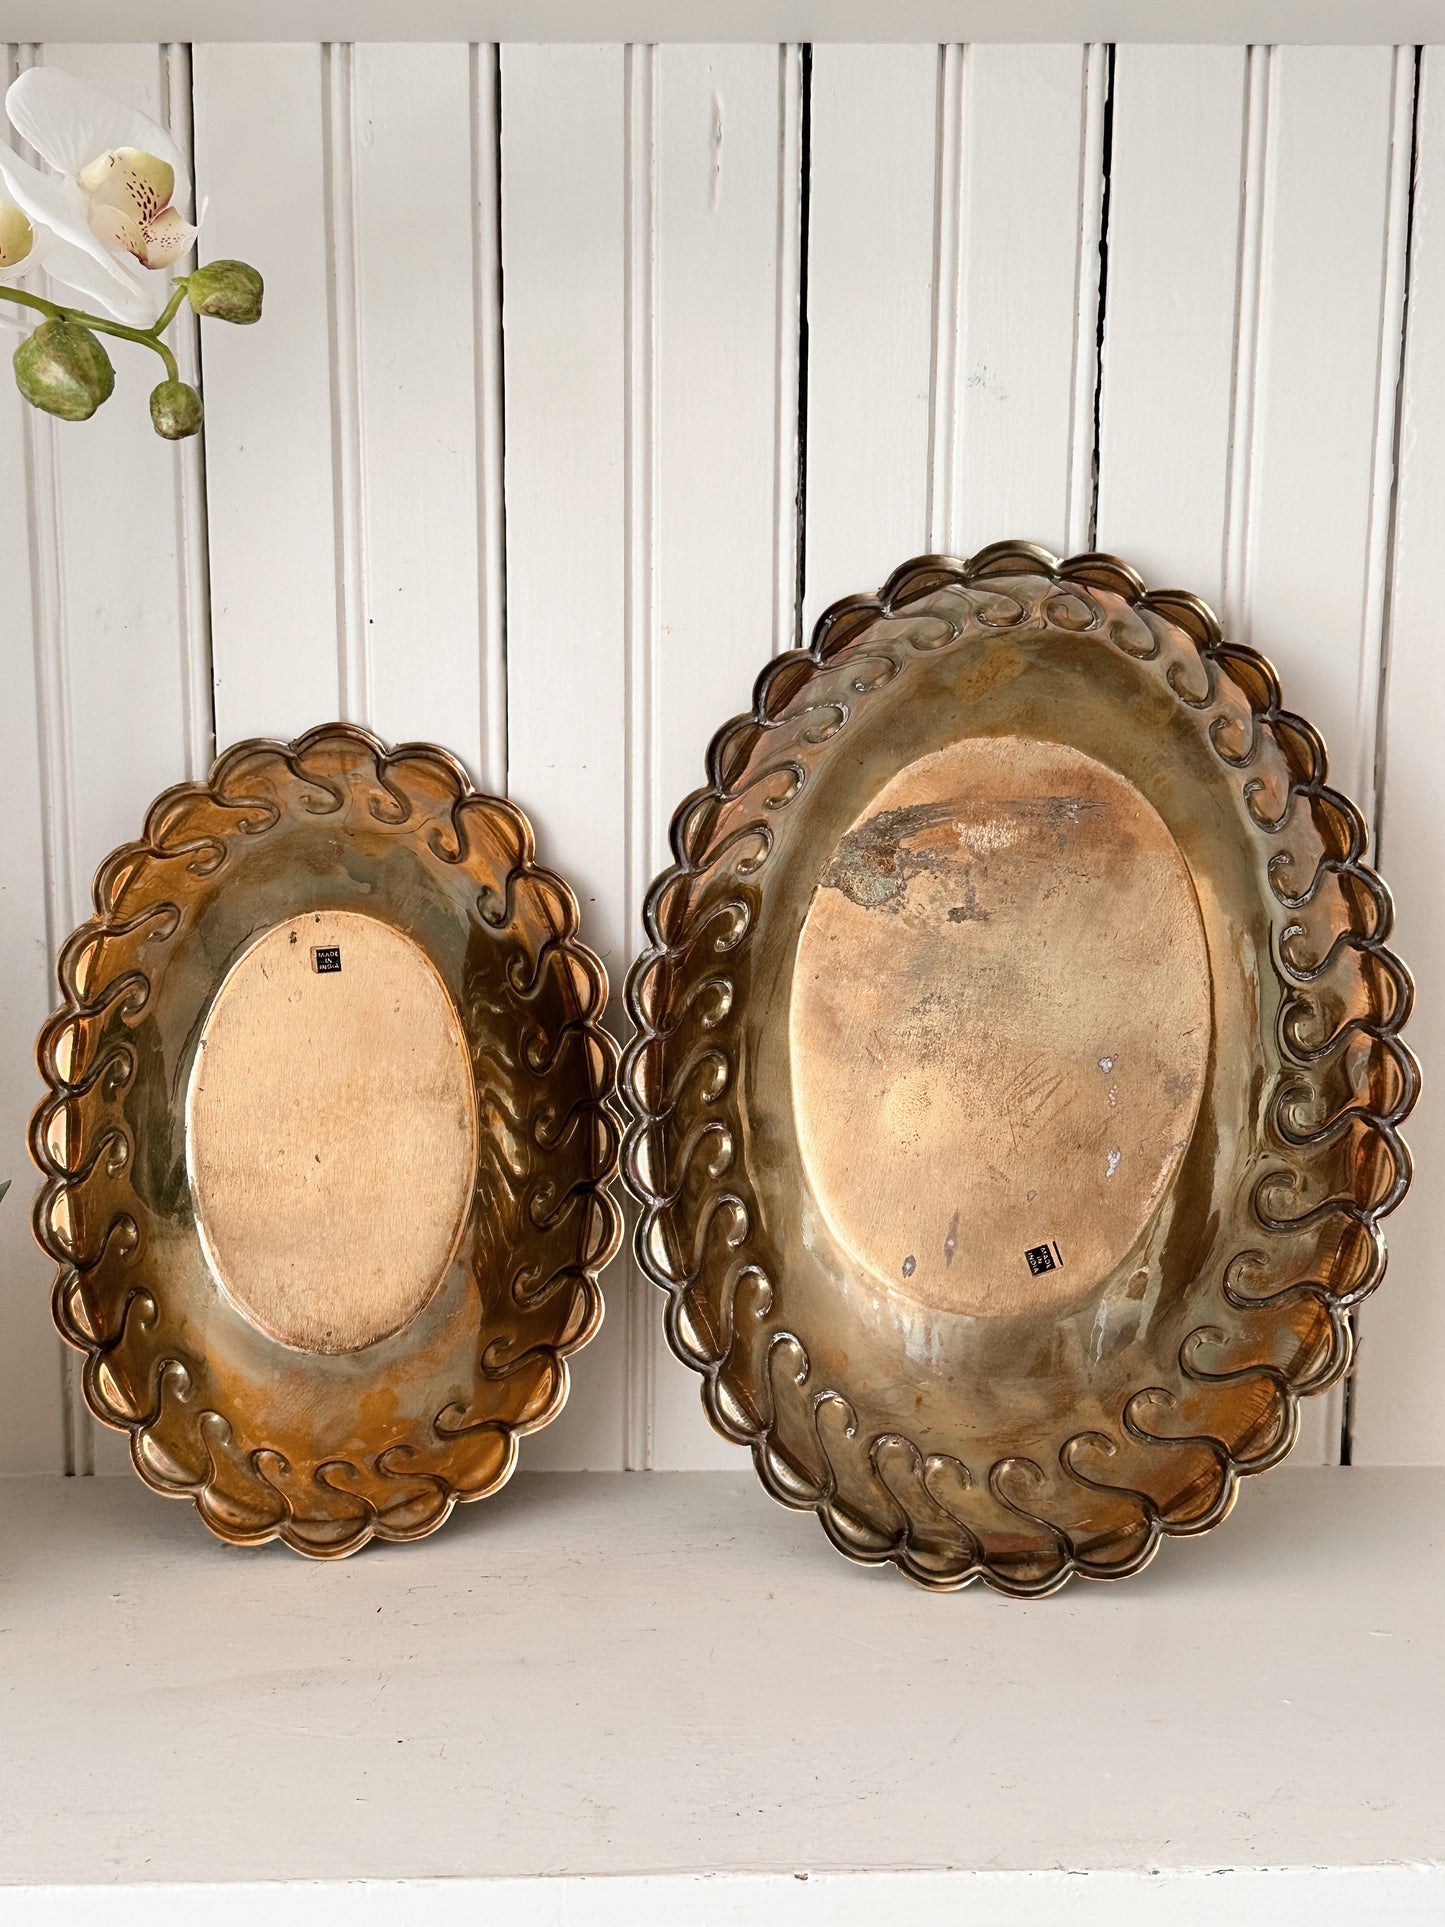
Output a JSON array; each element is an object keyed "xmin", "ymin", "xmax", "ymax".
[
  {"xmin": 0, "ymin": 284, "xmax": 64, "ymax": 322},
  {"xmin": 0, "ymin": 281, "xmax": 181, "ymax": 382},
  {"xmin": 147, "ymin": 280, "xmax": 189, "ymax": 338}
]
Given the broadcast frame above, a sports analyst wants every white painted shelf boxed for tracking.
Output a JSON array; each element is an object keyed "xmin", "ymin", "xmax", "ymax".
[{"xmin": 2, "ymin": 1467, "xmax": 1442, "ymax": 1921}]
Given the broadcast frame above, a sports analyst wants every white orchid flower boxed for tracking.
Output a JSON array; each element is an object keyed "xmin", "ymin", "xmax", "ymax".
[
  {"xmin": 0, "ymin": 191, "xmax": 141, "ymax": 296},
  {"xmin": 78, "ymin": 148, "xmax": 195, "ymax": 269},
  {"xmin": 0, "ymin": 67, "xmax": 197, "ymax": 327},
  {"xmin": 0, "ymin": 193, "xmax": 128, "ymax": 332}
]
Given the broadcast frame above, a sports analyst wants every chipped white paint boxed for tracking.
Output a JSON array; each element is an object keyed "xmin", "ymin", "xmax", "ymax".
[{"xmin": 0, "ymin": 38, "xmax": 1437, "ymax": 1480}]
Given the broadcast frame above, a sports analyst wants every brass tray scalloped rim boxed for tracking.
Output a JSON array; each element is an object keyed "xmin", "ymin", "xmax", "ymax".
[
  {"xmin": 32, "ymin": 723, "xmax": 622, "ymax": 1558},
  {"xmin": 622, "ymin": 544, "xmax": 1418, "ymax": 1597}
]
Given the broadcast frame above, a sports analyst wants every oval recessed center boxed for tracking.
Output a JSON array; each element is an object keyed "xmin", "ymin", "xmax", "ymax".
[
  {"xmin": 790, "ymin": 736, "xmax": 1212, "ymax": 1317},
  {"xmin": 187, "ymin": 910, "xmax": 477, "ymax": 1353}
]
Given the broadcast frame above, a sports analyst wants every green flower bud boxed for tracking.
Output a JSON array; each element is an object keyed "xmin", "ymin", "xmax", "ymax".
[
  {"xmin": 185, "ymin": 259, "xmax": 264, "ymax": 324},
  {"xmin": 13, "ymin": 320, "xmax": 115, "ymax": 421},
  {"xmin": 149, "ymin": 379, "xmax": 204, "ymax": 440}
]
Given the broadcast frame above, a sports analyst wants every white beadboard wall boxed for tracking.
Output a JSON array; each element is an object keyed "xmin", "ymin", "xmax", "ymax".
[{"xmin": 1, "ymin": 40, "xmax": 1440, "ymax": 1478}]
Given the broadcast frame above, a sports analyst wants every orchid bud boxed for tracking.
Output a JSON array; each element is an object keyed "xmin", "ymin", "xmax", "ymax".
[
  {"xmin": 149, "ymin": 379, "xmax": 204, "ymax": 440},
  {"xmin": 185, "ymin": 259, "xmax": 263, "ymax": 324},
  {"xmin": 13, "ymin": 320, "xmax": 115, "ymax": 421}
]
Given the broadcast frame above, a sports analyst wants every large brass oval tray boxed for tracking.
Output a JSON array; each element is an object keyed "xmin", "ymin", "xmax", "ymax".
[
  {"xmin": 623, "ymin": 546, "xmax": 1417, "ymax": 1595},
  {"xmin": 32, "ymin": 724, "xmax": 620, "ymax": 1557}
]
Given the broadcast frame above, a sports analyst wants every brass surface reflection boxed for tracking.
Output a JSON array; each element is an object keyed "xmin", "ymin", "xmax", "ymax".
[
  {"xmin": 33, "ymin": 724, "xmax": 620, "ymax": 1557},
  {"xmin": 623, "ymin": 545, "xmax": 1418, "ymax": 1595}
]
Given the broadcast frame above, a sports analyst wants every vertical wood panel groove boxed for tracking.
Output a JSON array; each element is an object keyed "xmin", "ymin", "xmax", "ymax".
[
  {"xmin": 646, "ymin": 45, "xmax": 802, "ymax": 1467},
  {"xmin": 951, "ymin": 45, "xmax": 1099, "ymax": 550},
  {"xmin": 14, "ymin": 39, "xmax": 81, "ymax": 1474},
  {"xmin": 26, "ymin": 39, "xmax": 207, "ymax": 1475},
  {"xmin": 1344, "ymin": 40, "xmax": 1423, "ymax": 1467},
  {"xmin": 1228, "ymin": 45, "xmax": 1401, "ymax": 1464},
  {"xmin": 1092, "ymin": 44, "xmax": 1247, "ymax": 601},
  {"xmin": 783, "ymin": 42, "xmax": 808, "ymax": 651},
  {"xmin": 927, "ymin": 41, "xmax": 963, "ymax": 554},
  {"xmin": 1082, "ymin": 42, "xmax": 1114, "ymax": 551},
  {"xmin": 500, "ymin": 44, "xmax": 629, "ymax": 1467},
  {"xmin": 22, "ymin": 404, "xmax": 72, "ymax": 923},
  {"xmin": 773, "ymin": 42, "xmax": 804, "ymax": 652},
  {"xmin": 802, "ymin": 43, "xmax": 936, "ymax": 633},
  {"xmin": 1066, "ymin": 41, "xmax": 1109, "ymax": 555},
  {"xmin": 323, "ymin": 41, "xmax": 367, "ymax": 724},
  {"xmin": 20, "ymin": 40, "xmax": 221, "ymax": 1474},
  {"xmin": 349, "ymin": 44, "xmax": 485, "ymax": 771},
  {"xmin": 164, "ymin": 40, "xmax": 215, "ymax": 781},
  {"xmin": 1355, "ymin": 43, "xmax": 1419, "ymax": 825},
  {"xmin": 1222, "ymin": 44, "xmax": 1270, "ymax": 640},
  {"xmin": 623, "ymin": 39, "xmax": 656, "ymax": 1471},
  {"xmin": 21, "ymin": 252, "xmax": 78, "ymax": 1479},
  {"xmin": 1355, "ymin": 44, "xmax": 1445, "ymax": 1465},
  {"xmin": 196, "ymin": 41, "xmax": 343, "ymax": 745},
  {"xmin": 472, "ymin": 43, "xmax": 508, "ymax": 797},
  {"xmin": 1372, "ymin": 43, "xmax": 1425, "ymax": 874}
]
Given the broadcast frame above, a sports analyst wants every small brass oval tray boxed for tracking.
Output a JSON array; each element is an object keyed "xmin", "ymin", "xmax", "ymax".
[
  {"xmin": 32, "ymin": 724, "xmax": 620, "ymax": 1557},
  {"xmin": 623, "ymin": 546, "xmax": 1417, "ymax": 1595}
]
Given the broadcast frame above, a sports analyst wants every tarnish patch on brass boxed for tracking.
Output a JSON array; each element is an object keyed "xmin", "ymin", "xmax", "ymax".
[
  {"xmin": 820, "ymin": 800, "xmax": 963, "ymax": 912},
  {"xmin": 791, "ymin": 735, "xmax": 1212, "ymax": 1319}
]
